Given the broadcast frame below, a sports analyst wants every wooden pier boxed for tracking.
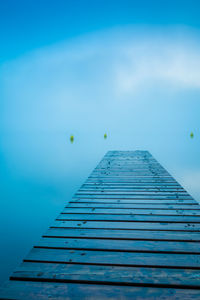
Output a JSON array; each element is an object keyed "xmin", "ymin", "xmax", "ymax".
[{"xmin": 1, "ymin": 150, "xmax": 200, "ymax": 299}]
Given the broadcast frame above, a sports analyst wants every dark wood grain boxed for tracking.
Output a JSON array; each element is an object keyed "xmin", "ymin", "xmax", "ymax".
[
  {"xmin": 44, "ymin": 228, "xmax": 200, "ymax": 242},
  {"xmin": 51, "ymin": 220, "xmax": 200, "ymax": 232},
  {"xmin": 58, "ymin": 213, "xmax": 200, "ymax": 223},
  {"xmin": 1, "ymin": 281, "xmax": 200, "ymax": 300},
  {"xmin": 36, "ymin": 237, "xmax": 200, "ymax": 254},
  {"xmin": 71, "ymin": 199, "xmax": 197, "ymax": 204},
  {"xmin": 68, "ymin": 203, "xmax": 200, "ymax": 209},
  {"xmin": 24, "ymin": 247, "xmax": 200, "ymax": 269},
  {"xmin": 74, "ymin": 195, "xmax": 193, "ymax": 199},
  {"xmin": 62, "ymin": 207, "xmax": 200, "ymax": 215},
  {"xmin": 11, "ymin": 263, "xmax": 200, "ymax": 288}
]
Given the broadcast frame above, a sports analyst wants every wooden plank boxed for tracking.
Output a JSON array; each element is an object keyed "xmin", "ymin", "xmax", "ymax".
[
  {"xmin": 52, "ymin": 220, "xmax": 200, "ymax": 232},
  {"xmin": 44, "ymin": 228, "xmax": 200, "ymax": 242},
  {"xmin": 83, "ymin": 183, "xmax": 183, "ymax": 187},
  {"xmin": 87, "ymin": 173, "xmax": 172, "ymax": 176},
  {"xmin": 101, "ymin": 168, "xmax": 166, "ymax": 170},
  {"xmin": 91, "ymin": 172, "xmax": 170, "ymax": 176},
  {"xmin": 89, "ymin": 176, "xmax": 173, "ymax": 179},
  {"xmin": 87, "ymin": 176, "xmax": 177, "ymax": 180},
  {"xmin": 71, "ymin": 199, "xmax": 197, "ymax": 204},
  {"xmin": 74, "ymin": 195, "xmax": 193, "ymax": 200},
  {"xmin": 36, "ymin": 237, "xmax": 200, "ymax": 254},
  {"xmin": 92, "ymin": 168, "xmax": 169, "ymax": 171},
  {"xmin": 94, "ymin": 165, "xmax": 166, "ymax": 168},
  {"xmin": 11, "ymin": 262, "xmax": 200, "ymax": 288},
  {"xmin": 91, "ymin": 169, "xmax": 170, "ymax": 172},
  {"xmin": 1, "ymin": 281, "xmax": 199, "ymax": 300},
  {"xmin": 58, "ymin": 213, "xmax": 200, "ymax": 223},
  {"xmin": 68, "ymin": 203, "xmax": 200, "ymax": 210},
  {"xmin": 76, "ymin": 191, "xmax": 189, "ymax": 196},
  {"xmin": 97, "ymin": 168, "xmax": 167, "ymax": 170},
  {"xmin": 96, "ymin": 171, "xmax": 168, "ymax": 173},
  {"xmin": 80, "ymin": 188, "xmax": 186, "ymax": 192},
  {"xmin": 98, "ymin": 162, "xmax": 163, "ymax": 165},
  {"xmin": 82, "ymin": 183, "xmax": 184, "ymax": 187},
  {"xmin": 75, "ymin": 193, "xmax": 192, "ymax": 198},
  {"xmin": 24, "ymin": 248, "xmax": 200, "ymax": 269},
  {"xmin": 62, "ymin": 207, "xmax": 200, "ymax": 215},
  {"xmin": 86, "ymin": 180, "xmax": 178, "ymax": 184},
  {"xmin": 79, "ymin": 190, "xmax": 189, "ymax": 195},
  {"xmin": 81, "ymin": 187, "xmax": 186, "ymax": 192},
  {"xmin": 83, "ymin": 179, "xmax": 182, "ymax": 184},
  {"xmin": 86, "ymin": 180, "xmax": 179, "ymax": 185},
  {"xmin": 95, "ymin": 166, "xmax": 166, "ymax": 169},
  {"xmin": 95, "ymin": 164, "xmax": 165, "ymax": 167}
]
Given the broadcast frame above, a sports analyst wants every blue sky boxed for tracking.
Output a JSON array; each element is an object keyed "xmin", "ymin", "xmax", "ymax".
[
  {"xmin": 1, "ymin": 0, "xmax": 200, "ymax": 62},
  {"xmin": 1, "ymin": 0, "xmax": 200, "ymax": 284}
]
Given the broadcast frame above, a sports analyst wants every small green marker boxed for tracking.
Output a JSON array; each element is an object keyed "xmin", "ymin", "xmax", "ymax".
[
  {"xmin": 104, "ymin": 133, "xmax": 107, "ymax": 139},
  {"xmin": 70, "ymin": 135, "xmax": 74, "ymax": 143},
  {"xmin": 190, "ymin": 132, "xmax": 194, "ymax": 139}
]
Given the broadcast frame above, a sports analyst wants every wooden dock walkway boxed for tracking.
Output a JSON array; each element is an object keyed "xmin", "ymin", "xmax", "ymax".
[{"xmin": 1, "ymin": 150, "xmax": 200, "ymax": 299}]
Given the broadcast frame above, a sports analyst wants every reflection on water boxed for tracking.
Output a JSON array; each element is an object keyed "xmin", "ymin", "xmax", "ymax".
[{"xmin": 0, "ymin": 131, "xmax": 200, "ymax": 284}]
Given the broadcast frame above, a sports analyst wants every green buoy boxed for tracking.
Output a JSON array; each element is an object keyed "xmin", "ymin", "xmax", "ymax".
[{"xmin": 70, "ymin": 135, "xmax": 74, "ymax": 143}]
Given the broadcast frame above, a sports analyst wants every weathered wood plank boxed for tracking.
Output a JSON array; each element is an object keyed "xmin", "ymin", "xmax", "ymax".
[
  {"xmin": 51, "ymin": 220, "xmax": 200, "ymax": 231},
  {"xmin": 76, "ymin": 191, "xmax": 190, "ymax": 196},
  {"xmin": 62, "ymin": 207, "xmax": 200, "ymax": 215},
  {"xmin": 94, "ymin": 170, "xmax": 168, "ymax": 173},
  {"xmin": 24, "ymin": 248, "xmax": 200, "ymax": 269},
  {"xmin": 81, "ymin": 187, "xmax": 186, "ymax": 192},
  {"xmin": 86, "ymin": 180, "xmax": 179, "ymax": 185},
  {"xmin": 44, "ymin": 228, "xmax": 200, "ymax": 242},
  {"xmin": 1, "ymin": 281, "xmax": 199, "ymax": 300},
  {"xmin": 91, "ymin": 172, "xmax": 170, "ymax": 176},
  {"xmin": 71, "ymin": 199, "xmax": 197, "ymax": 204},
  {"xmin": 80, "ymin": 184, "xmax": 182, "ymax": 189},
  {"xmin": 72, "ymin": 194, "xmax": 193, "ymax": 200},
  {"xmin": 85, "ymin": 180, "xmax": 181, "ymax": 184},
  {"xmin": 11, "ymin": 262, "xmax": 200, "ymax": 288},
  {"xmin": 73, "ymin": 197, "xmax": 195, "ymax": 202},
  {"xmin": 36, "ymin": 237, "xmax": 200, "ymax": 254},
  {"xmin": 74, "ymin": 194, "xmax": 193, "ymax": 199},
  {"xmin": 96, "ymin": 168, "xmax": 166, "ymax": 171},
  {"xmin": 89, "ymin": 176, "xmax": 174, "ymax": 179},
  {"xmin": 87, "ymin": 177, "xmax": 177, "ymax": 180},
  {"xmin": 58, "ymin": 213, "xmax": 200, "ymax": 223},
  {"xmin": 95, "ymin": 166, "xmax": 166, "ymax": 169},
  {"xmin": 78, "ymin": 191, "xmax": 190, "ymax": 197},
  {"xmin": 68, "ymin": 203, "xmax": 200, "ymax": 210},
  {"xmin": 92, "ymin": 167, "xmax": 169, "ymax": 170}
]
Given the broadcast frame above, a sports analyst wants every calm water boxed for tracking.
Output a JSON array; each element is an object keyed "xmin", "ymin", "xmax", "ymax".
[{"xmin": 0, "ymin": 130, "xmax": 200, "ymax": 285}]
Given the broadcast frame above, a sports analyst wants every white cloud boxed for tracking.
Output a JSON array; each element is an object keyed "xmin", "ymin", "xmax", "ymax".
[
  {"xmin": 113, "ymin": 35, "xmax": 200, "ymax": 94},
  {"xmin": 1, "ymin": 26, "xmax": 200, "ymax": 132}
]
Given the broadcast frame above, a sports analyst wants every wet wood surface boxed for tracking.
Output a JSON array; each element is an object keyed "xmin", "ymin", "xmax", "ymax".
[{"xmin": 1, "ymin": 150, "xmax": 200, "ymax": 299}]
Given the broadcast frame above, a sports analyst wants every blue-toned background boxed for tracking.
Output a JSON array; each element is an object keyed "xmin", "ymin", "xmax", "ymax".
[{"xmin": 1, "ymin": 0, "xmax": 200, "ymax": 284}]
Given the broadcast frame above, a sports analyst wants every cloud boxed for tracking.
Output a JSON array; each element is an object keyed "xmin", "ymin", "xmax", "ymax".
[
  {"xmin": 1, "ymin": 25, "xmax": 200, "ymax": 132},
  {"xmin": 115, "ymin": 43, "xmax": 200, "ymax": 94}
]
